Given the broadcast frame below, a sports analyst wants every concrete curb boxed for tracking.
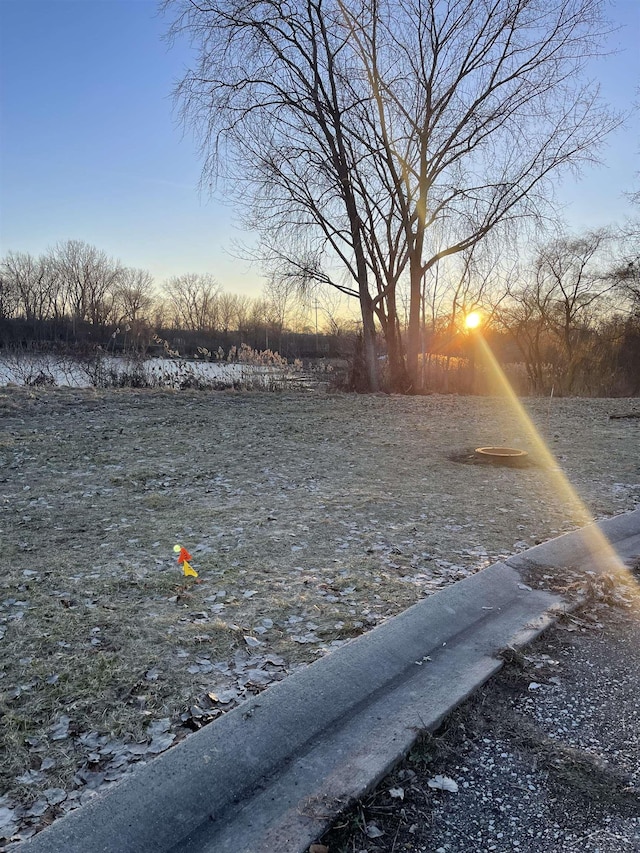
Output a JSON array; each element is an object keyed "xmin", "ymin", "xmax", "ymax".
[
  {"xmin": 506, "ymin": 506, "xmax": 640, "ymax": 571},
  {"xmin": 19, "ymin": 509, "xmax": 640, "ymax": 853}
]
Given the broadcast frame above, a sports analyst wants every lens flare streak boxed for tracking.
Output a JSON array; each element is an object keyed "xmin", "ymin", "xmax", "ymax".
[{"xmin": 473, "ymin": 332, "xmax": 629, "ymax": 579}]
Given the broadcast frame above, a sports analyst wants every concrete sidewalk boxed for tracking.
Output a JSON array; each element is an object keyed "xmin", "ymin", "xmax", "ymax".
[{"xmin": 18, "ymin": 508, "xmax": 640, "ymax": 853}]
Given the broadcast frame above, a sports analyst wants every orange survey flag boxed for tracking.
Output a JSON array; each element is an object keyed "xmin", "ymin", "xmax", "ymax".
[{"xmin": 175, "ymin": 546, "xmax": 192, "ymax": 565}]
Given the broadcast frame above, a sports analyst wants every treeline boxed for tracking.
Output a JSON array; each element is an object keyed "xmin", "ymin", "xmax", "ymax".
[
  {"xmin": 1, "ymin": 229, "xmax": 639, "ymax": 396},
  {"xmin": 495, "ymin": 229, "xmax": 640, "ymax": 396},
  {"xmin": 414, "ymin": 227, "xmax": 640, "ymax": 396},
  {"xmin": 0, "ymin": 240, "xmax": 355, "ymax": 361}
]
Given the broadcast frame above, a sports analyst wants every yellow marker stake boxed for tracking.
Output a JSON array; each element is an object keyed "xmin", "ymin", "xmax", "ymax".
[{"xmin": 182, "ymin": 560, "xmax": 198, "ymax": 578}]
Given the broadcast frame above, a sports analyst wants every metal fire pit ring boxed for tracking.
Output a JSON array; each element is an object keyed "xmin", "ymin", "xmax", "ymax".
[{"xmin": 474, "ymin": 446, "xmax": 529, "ymax": 467}]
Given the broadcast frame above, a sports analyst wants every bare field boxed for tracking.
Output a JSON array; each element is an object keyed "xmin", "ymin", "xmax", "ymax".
[{"xmin": 1, "ymin": 387, "xmax": 639, "ymax": 844}]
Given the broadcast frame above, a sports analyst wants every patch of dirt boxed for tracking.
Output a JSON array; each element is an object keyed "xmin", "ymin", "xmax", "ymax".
[{"xmin": 0, "ymin": 387, "xmax": 639, "ymax": 845}]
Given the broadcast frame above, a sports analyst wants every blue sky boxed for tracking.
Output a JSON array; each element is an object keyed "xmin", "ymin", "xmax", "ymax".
[{"xmin": 0, "ymin": 0, "xmax": 638, "ymax": 296}]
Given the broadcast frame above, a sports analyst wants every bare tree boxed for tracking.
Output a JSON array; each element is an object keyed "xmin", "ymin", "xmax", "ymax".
[
  {"xmin": 217, "ymin": 291, "xmax": 239, "ymax": 339},
  {"xmin": 233, "ymin": 294, "xmax": 253, "ymax": 344},
  {"xmin": 114, "ymin": 268, "xmax": 156, "ymax": 324},
  {"xmin": 246, "ymin": 297, "xmax": 270, "ymax": 349},
  {"xmin": 263, "ymin": 275, "xmax": 302, "ymax": 352},
  {"xmin": 1, "ymin": 251, "xmax": 60, "ymax": 324},
  {"xmin": 163, "ymin": 273, "xmax": 220, "ymax": 331},
  {"xmin": 52, "ymin": 240, "xmax": 123, "ymax": 327},
  {"xmin": 0, "ymin": 267, "xmax": 18, "ymax": 320},
  {"xmin": 500, "ymin": 228, "xmax": 616, "ymax": 392},
  {"xmin": 165, "ymin": 0, "xmax": 619, "ymax": 391},
  {"xmin": 613, "ymin": 258, "xmax": 640, "ymax": 310},
  {"xmin": 498, "ymin": 271, "xmax": 558, "ymax": 393},
  {"xmin": 536, "ymin": 230, "xmax": 615, "ymax": 391},
  {"xmin": 609, "ymin": 223, "xmax": 640, "ymax": 311}
]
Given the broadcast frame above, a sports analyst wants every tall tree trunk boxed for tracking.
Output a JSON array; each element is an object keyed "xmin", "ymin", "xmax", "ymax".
[
  {"xmin": 343, "ymin": 158, "xmax": 379, "ymax": 392},
  {"xmin": 359, "ymin": 290, "xmax": 379, "ymax": 392},
  {"xmin": 406, "ymin": 263, "xmax": 423, "ymax": 391},
  {"xmin": 382, "ymin": 290, "xmax": 411, "ymax": 392}
]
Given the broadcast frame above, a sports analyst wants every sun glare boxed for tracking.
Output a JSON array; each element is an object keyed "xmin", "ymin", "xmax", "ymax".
[
  {"xmin": 464, "ymin": 311, "xmax": 482, "ymax": 329},
  {"xmin": 473, "ymin": 332, "xmax": 631, "ymax": 581}
]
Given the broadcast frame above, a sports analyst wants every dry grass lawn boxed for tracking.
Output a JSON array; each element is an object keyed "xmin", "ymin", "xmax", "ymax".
[{"xmin": 0, "ymin": 387, "xmax": 638, "ymax": 845}]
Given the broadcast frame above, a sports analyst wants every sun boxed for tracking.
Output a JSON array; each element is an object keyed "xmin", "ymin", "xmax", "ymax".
[{"xmin": 464, "ymin": 311, "xmax": 482, "ymax": 330}]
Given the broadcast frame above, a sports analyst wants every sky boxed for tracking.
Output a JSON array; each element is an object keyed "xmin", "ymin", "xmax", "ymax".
[{"xmin": 0, "ymin": 0, "xmax": 638, "ymax": 298}]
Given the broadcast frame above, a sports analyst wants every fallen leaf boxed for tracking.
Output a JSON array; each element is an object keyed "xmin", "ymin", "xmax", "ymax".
[
  {"xmin": 49, "ymin": 715, "xmax": 71, "ymax": 741},
  {"xmin": 74, "ymin": 767, "xmax": 107, "ymax": 789},
  {"xmin": 147, "ymin": 718, "xmax": 171, "ymax": 736},
  {"xmin": 44, "ymin": 788, "xmax": 67, "ymax": 805},
  {"xmin": 244, "ymin": 636, "xmax": 263, "ymax": 648},
  {"xmin": 147, "ymin": 733, "xmax": 176, "ymax": 754},
  {"xmin": 291, "ymin": 633, "xmax": 320, "ymax": 644},
  {"xmin": 16, "ymin": 769, "xmax": 45, "ymax": 785},
  {"xmin": 212, "ymin": 689, "xmax": 238, "ymax": 705},
  {"xmin": 127, "ymin": 743, "xmax": 149, "ymax": 756},
  {"xmin": 365, "ymin": 822, "xmax": 385, "ymax": 838},
  {"xmin": 27, "ymin": 800, "xmax": 49, "ymax": 818},
  {"xmin": 427, "ymin": 774, "xmax": 458, "ymax": 793},
  {"xmin": 0, "ymin": 806, "xmax": 16, "ymax": 829},
  {"xmin": 243, "ymin": 669, "xmax": 274, "ymax": 687}
]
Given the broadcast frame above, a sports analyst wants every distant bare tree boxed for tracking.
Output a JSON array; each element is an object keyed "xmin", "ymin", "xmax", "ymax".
[
  {"xmin": 151, "ymin": 300, "xmax": 170, "ymax": 331},
  {"xmin": 247, "ymin": 298, "xmax": 270, "ymax": 349},
  {"xmin": 52, "ymin": 240, "xmax": 123, "ymax": 327},
  {"xmin": 499, "ymin": 271, "xmax": 557, "ymax": 393},
  {"xmin": 217, "ymin": 291, "xmax": 239, "ymax": 338},
  {"xmin": 114, "ymin": 268, "xmax": 156, "ymax": 324},
  {"xmin": 609, "ymin": 224, "xmax": 640, "ymax": 311},
  {"xmin": 263, "ymin": 276, "xmax": 300, "ymax": 352},
  {"xmin": 163, "ymin": 273, "xmax": 220, "ymax": 331},
  {"xmin": 1, "ymin": 251, "xmax": 59, "ymax": 323},
  {"xmin": 614, "ymin": 258, "xmax": 640, "ymax": 310},
  {"xmin": 502, "ymin": 229, "xmax": 615, "ymax": 392},
  {"xmin": 0, "ymin": 267, "xmax": 18, "ymax": 319},
  {"xmin": 234, "ymin": 294, "xmax": 252, "ymax": 343},
  {"xmin": 311, "ymin": 285, "xmax": 351, "ymax": 337},
  {"xmin": 538, "ymin": 230, "xmax": 616, "ymax": 391}
]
